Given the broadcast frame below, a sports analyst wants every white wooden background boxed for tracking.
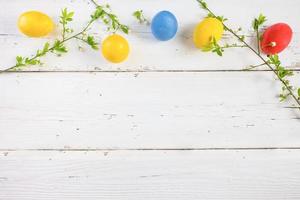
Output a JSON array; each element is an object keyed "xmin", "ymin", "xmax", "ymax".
[{"xmin": 1, "ymin": 0, "xmax": 300, "ymax": 199}]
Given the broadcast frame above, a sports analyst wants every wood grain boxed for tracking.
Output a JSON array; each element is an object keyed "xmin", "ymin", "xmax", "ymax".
[
  {"xmin": 1, "ymin": 150, "xmax": 300, "ymax": 200},
  {"xmin": 0, "ymin": 0, "xmax": 299, "ymax": 71},
  {"xmin": 1, "ymin": 72, "xmax": 299, "ymax": 149},
  {"xmin": 1, "ymin": 1, "xmax": 300, "ymax": 199}
]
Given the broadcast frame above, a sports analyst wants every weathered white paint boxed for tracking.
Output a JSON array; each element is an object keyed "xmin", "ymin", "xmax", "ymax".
[
  {"xmin": 0, "ymin": 72, "xmax": 299, "ymax": 149},
  {"xmin": 1, "ymin": 150, "xmax": 300, "ymax": 200},
  {"xmin": 1, "ymin": 0, "xmax": 300, "ymax": 199},
  {"xmin": 0, "ymin": 0, "xmax": 299, "ymax": 71}
]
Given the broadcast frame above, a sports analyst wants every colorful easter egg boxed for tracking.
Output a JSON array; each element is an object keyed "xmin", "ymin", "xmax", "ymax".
[
  {"xmin": 18, "ymin": 11, "xmax": 54, "ymax": 37},
  {"xmin": 260, "ymin": 23, "xmax": 292, "ymax": 55},
  {"xmin": 151, "ymin": 11, "xmax": 178, "ymax": 41}
]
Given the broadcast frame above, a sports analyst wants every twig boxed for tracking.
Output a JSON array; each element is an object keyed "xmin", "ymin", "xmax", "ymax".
[
  {"xmin": 1, "ymin": 2, "xmax": 128, "ymax": 72},
  {"xmin": 244, "ymin": 63, "xmax": 267, "ymax": 71},
  {"xmin": 196, "ymin": 0, "xmax": 300, "ymax": 108},
  {"xmin": 1, "ymin": 19, "xmax": 96, "ymax": 72},
  {"xmin": 256, "ymin": 29, "xmax": 260, "ymax": 54}
]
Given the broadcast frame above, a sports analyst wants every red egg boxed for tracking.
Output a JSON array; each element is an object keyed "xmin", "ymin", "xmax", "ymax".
[{"xmin": 260, "ymin": 23, "xmax": 292, "ymax": 55}]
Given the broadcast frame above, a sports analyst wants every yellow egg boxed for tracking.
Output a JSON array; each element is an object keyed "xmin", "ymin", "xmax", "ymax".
[
  {"xmin": 193, "ymin": 17, "xmax": 224, "ymax": 50},
  {"xmin": 18, "ymin": 11, "xmax": 54, "ymax": 37},
  {"xmin": 102, "ymin": 34, "xmax": 130, "ymax": 63}
]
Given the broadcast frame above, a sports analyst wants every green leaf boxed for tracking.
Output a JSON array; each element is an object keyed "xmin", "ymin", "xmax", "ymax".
[
  {"xmin": 197, "ymin": 0, "xmax": 207, "ymax": 9},
  {"xmin": 90, "ymin": 3, "xmax": 130, "ymax": 34},
  {"xmin": 133, "ymin": 10, "xmax": 149, "ymax": 25},
  {"xmin": 209, "ymin": 37, "xmax": 224, "ymax": 57},
  {"xmin": 252, "ymin": 14, "xmax": 267, "ymax": 30},
  {"xmin": 86, "ymin": 35, "xmax": 99, "ymax": 50},
  {"xmin": 60, "ymin": 8, "xmax": 74, "ymax": 25},
  {"xmin": 112, "ymin": 20, "xmax": 116, "ymax": 30},
  {"xmin": 60, "ymin": 8, "xmax": 74, "ymax": 39},
  {"xmin": 109, "ymin": 14, "xmax": 117, "ymax": 21},
  {"xmin": 268, "ymin": 54, "xmax": 280, "ymax": 66},
  {"xmin": 205, "ymin": 13, "xmax": 227, "ymax": 23},
  {"xmin": 239, "ymin": 35, "xmax": 245, "ymax": 42},
  {"xmin": 15, "ymin": 56, "xmax": 25, "ymax": 67},
  {"xmin": 91, "ymin": 6, "xmax": 104, "ymax": 20},
  {"xmin": 279, "ymin": 93, "xmax": 288, "ymax": 102},
  {"xmin": 40, "ymin": 42, "xmax": 50, "ymax": 56},
  {"xmin": 53, "ymin": 40, "xmax": 68, "ymax": 53},
  {"xmin": 103, "ymin": 18, "xmax": 109, "ymax": 24},
  {"xmin": 67, "ymin": 12, "xmax": 74, "ymax": 19},
  {"xmin": 216, "ymin": 16, "xmax": 227, "ymax": 23},
  {"xmin": 133, "ymin": 10, "xmax": 142, "ymax": 19},
  {"xmin": 298, "ymin": 88, "xmax": 300, "ymax": 97},
  {"xmin": 16, "ymin": 56, "xmax": 23, "ymax": 64},
  {"xmin": 206, "ymin": 13, "xmax": 214, "ymax": 18},
  {"xmin": 24, "ymin": 58, "xmax": 40, "ymax": 65},
  {"xmin": 121, "ymin": 25, "xmax": 129, "ymax": 34}
]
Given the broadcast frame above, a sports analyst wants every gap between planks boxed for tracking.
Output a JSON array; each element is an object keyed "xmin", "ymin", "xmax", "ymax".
[
  {"xmin": 1, "ymin": 69, "xmax": 300, "ymax": 73},
  {"xmin": 1, "ymin": 147, "xmax": 300, "ymax": 152}
]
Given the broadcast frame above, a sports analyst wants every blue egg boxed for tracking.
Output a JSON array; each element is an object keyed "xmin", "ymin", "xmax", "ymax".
[{"xmin": 151, "ymin": 11, "xmax": 178, "ymax": 41}]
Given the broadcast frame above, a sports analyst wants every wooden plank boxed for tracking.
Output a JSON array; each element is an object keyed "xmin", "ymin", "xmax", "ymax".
[
  {"xmin": 1, "ymin": 149, "xmax": 300, "ymax": 199},
  {"xmin": 1, "ymin": 72, "xmax": 300, "ymax": 149},
  {"xmin": 0, "ymin": 0, "xmax": 299, "ymax": 71}
]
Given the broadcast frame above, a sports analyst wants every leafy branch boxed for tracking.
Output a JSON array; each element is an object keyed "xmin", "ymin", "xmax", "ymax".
[
  {"xmin": 206, "ymin": 37, "xmax": 247, "ymax": 56},
  {"xmin": 133, "ymin": 10, "xmax": 150, "ymax": 24},
  {"xmin": 90, "ymin": 0, "xmax": 129, "ymax": 34},
  {"xmin": 60, "ymin": 8, "xmax": 74, "ymax": 40},
  {"xmin": 267, "ymin": 54, "xmax": 294, "ymax": 102},
  {"xmin": 2, "ymin": 2, "xmax": 129, "ymax": 72},
  {"xmin": 252, "ymin": 14, "xmax": 266, "ymax": 54},
  {"xmin": 3, "ymin": 9, "xmax": 95, "ymax": 71},
  {"xmin": 75, "ymin": 35, "xmax": 99, "ymax": 50},
  {"xmin": 196, "ymin": 0, "xmax": 300, "ymax": 108}
]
